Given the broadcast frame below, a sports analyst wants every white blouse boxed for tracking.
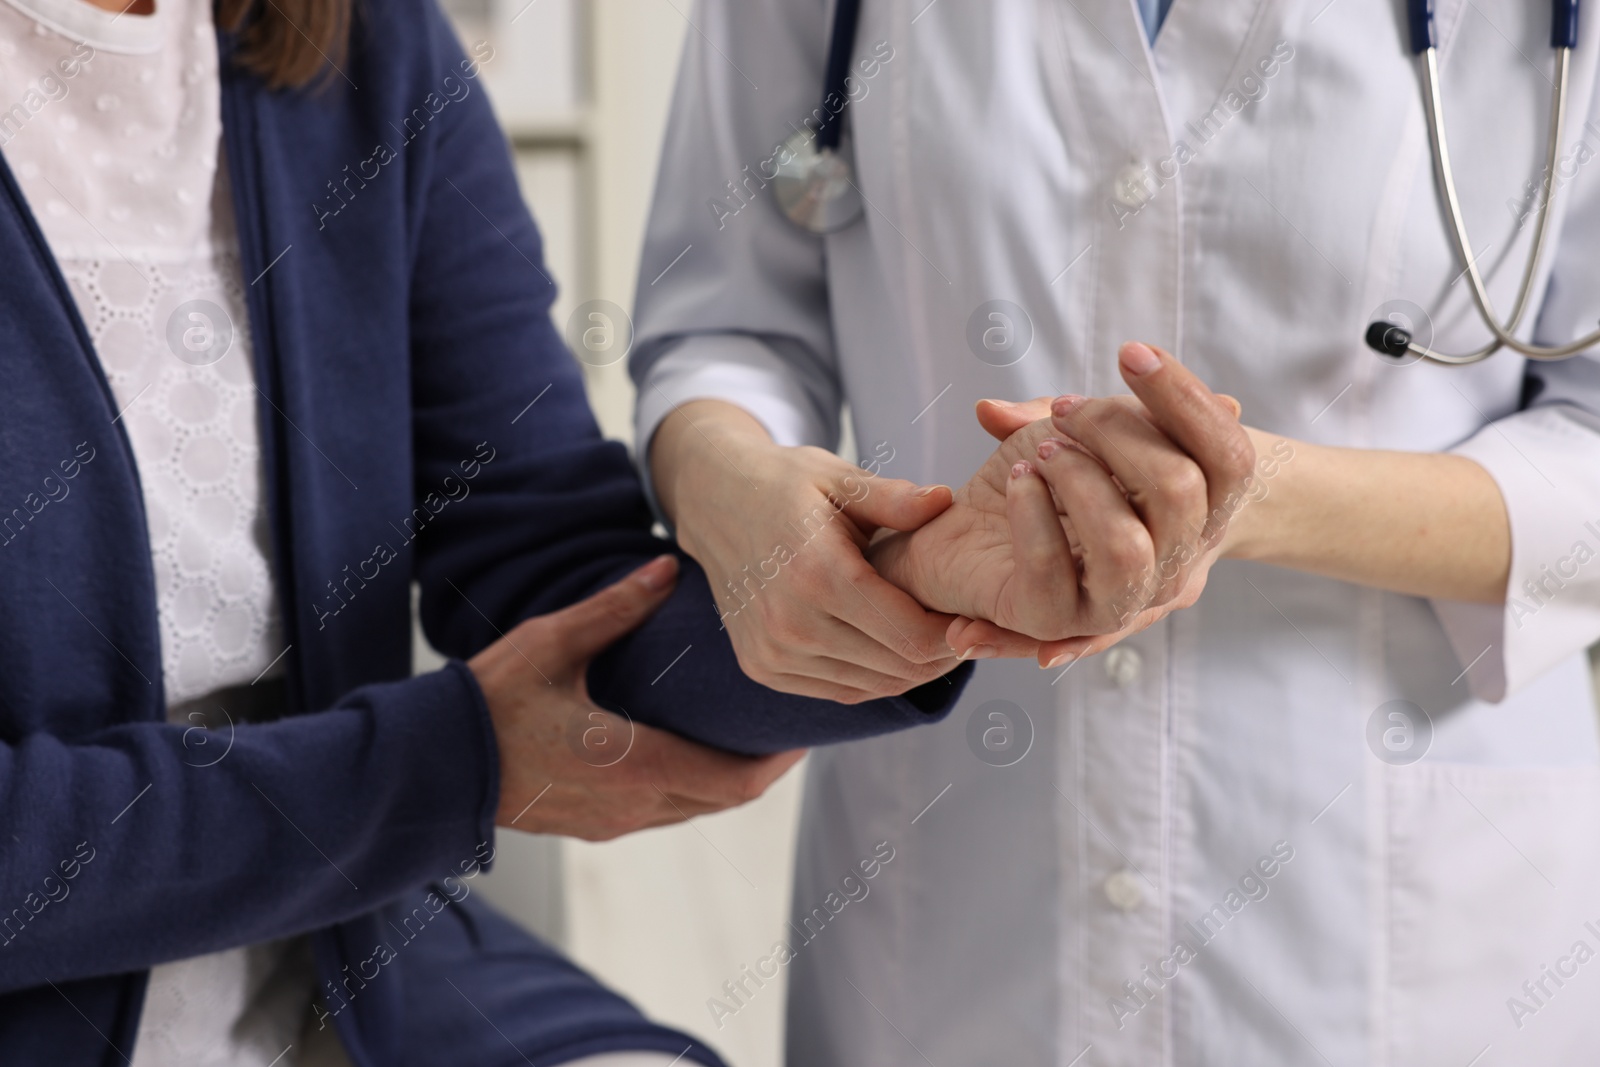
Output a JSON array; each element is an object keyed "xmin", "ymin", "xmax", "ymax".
[{"xmin": 0, "ymin": 0, "xmax": 282, "ymax": 707}]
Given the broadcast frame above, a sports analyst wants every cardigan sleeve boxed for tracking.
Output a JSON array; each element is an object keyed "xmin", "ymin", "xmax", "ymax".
[
  {"xmin": 0, "ymin": 662, "xmax": 500, "ymax": 994},
  {"xmin": 401, "ymin": 18, "xmax": 967, "ymax": 754}
]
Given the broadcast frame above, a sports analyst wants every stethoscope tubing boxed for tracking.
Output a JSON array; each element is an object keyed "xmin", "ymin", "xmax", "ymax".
[
  {"xmin": 816, "ymin": 0, "xmax": 863, "ymax": 151},
  {"xmin": 1392, "ymin": 0, "xmax": 1595, "ymax": 364},
  {"xmin": 1402, "ymin": 48, "xmax": 1583, "ymax": 363}
]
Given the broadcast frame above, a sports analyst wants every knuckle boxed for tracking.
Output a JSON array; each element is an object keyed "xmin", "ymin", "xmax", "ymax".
[
  {"xmin": 1087, "ymin": 404, "xmax": 1142, "ymax": 448},
  {"xmin": 1159, "ymin": 460, "xmax": 1207, "ymax": 504},
  {"xmin": 1096, "ymin": 402, "xmax": 1140, "ymax": 433},
  {"xmin": 836, "ymin": 554, "xmax": 878, "ymax": 587},
  {"xmin": 1102, "ymin": 525, "xmax": 1154, "ymax": 575}
]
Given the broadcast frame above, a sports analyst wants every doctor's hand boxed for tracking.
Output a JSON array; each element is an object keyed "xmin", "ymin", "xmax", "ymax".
[
  {"xmin": 648, "ymin": 399, "xmax": 962, "ymax": 703},
  {"xmin": 871, "ymin": 343, "xmax": 1255, "ymax": 666},
  {"xmin": 470, "ymin": 555, "xmax": 805, "ymax": 841}
]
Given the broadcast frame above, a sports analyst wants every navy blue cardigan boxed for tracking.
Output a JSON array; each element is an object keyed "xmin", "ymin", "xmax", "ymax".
[{"xmin": 0, "ymin": 3, "xmax": 966, "ymax": 1063}]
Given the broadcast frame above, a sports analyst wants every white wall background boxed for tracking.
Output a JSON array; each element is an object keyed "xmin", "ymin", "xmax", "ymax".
[{"xmin": 420, "ymin": 5, "xmax": 802, "ymax": 1067}]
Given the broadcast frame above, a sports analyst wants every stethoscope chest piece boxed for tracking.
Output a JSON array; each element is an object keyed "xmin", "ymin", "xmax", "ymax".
[{"xmin": 773, "ymin": 127, "xmax": 865, "ymax": 234}]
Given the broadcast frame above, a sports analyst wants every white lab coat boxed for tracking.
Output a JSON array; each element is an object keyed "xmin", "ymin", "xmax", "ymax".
[{"xmin": 630, "ymin": 1, "xmax": 1600, "ymax": 1063}]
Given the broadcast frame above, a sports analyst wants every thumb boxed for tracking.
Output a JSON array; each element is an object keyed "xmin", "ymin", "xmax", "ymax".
[
  {"xmin": 548, "ymin": 554, "xmax": 680, "ymax": 663},
  {"xmin": 975, "ymin": 397, "xmax": 1054, "ymax": 441},
  {"xmin": 836, "ymin": 476, "xmax": 952, "ymax": 533},
  {"xmin": 1096, "ymin": 343, "xmax": 1256, "ymax": 520},
  {"xmin": 1109, "ymin": 341, "xmax": 1242, "ymax": 466}
]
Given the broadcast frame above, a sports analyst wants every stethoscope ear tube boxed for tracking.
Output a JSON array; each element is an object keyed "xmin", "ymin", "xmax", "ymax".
[
  {"xmin": 1409, "ymin": 0, "xmax": 1577, "ymax": 51},
  {"xmin": 1554, "ymin": 0, "xmax": 1580, "ymax": 48},
  {"xmin": 1407, "ymin": 0, "xmax": 1436, "ymax": 53}
]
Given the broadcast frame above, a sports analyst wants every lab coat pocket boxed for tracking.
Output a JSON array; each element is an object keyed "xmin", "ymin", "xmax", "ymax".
[{"xmin": 1385, "ymin": 763, "xmax": 1600, "ymax": 1067}]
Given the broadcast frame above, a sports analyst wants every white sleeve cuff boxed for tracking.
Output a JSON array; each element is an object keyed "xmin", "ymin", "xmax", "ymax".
[
  {"xmin": 1431, "ymin": 405, "xmax": 1600, "ymax": 702},
  {"xmin": 633, "ymin": 334, "xmax": 837, "ymax": 523}
]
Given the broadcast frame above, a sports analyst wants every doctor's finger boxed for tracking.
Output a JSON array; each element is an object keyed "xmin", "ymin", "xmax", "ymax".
[
  {"xmin": 1003, "ymin": 460, "xmax": 1082, "ymax": 636},
  {"xmin": 834, "ymin": 474, "xmax": 953, "ymax": 534},
  {"xmin": 975, "ymin": 397, "xmax": 1054, "ymax": 442},
  {"xmin": 1034, "ymin": 603, "xmax": 1172, "ymax": 669},
  {"xmin": 827, "ymin": 566, "xmax": 961, "ymax": 667},
  {"xmin": 1049, "ymin": 397, "xmax": 1209, "ymax": 604},
  {"xmin": 945, "ymin": 615, "xmax": 1044, "ymax": 659},
  {"xmin": 1032, "ymin": 438, "xmax": 1155, "ymax": 632},
  {"xmin": 813, "ymin": 614, "xmax": 960, "ymax": 681},
  {"xmin": 1109, "ymin": 342, "xmax": 1255, "ymax": 516},
  {"xmin": 753, "ymin": 664, "xmax": 933, "ymax": 705},
  {"xmin": 785, "ymin": 650, "xmax": 960, "ymax": 700}
]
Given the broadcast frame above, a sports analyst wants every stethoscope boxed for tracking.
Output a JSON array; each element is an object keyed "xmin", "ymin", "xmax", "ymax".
[
  {"xmin": 1368, "ymin": 0, "xmax": 1595, "ymax": 364},
  {"xmin": 773, "ymin": 0, "xmax": 866, "ymax": 233},
  {"xmin": 783, "ymin": 0, "xmax": 1596, "ymax": 363}
]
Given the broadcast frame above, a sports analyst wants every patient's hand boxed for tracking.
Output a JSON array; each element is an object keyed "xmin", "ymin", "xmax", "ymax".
[
  {"xmin": 471, "ymin": 556, "xmax": 804, "ymax": 840},
  {"xmin": 868, "ymin": 418, "xmax": 1077, "ymax": 642},
  {"xmin": 871, "ymin": 343, "xmax": 1254, "ymax": 666}
]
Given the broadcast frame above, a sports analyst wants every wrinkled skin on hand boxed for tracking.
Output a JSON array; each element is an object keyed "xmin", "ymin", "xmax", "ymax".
[{"xmin": 871, "ymin": 349, "xmax": 1252, "ymax": 668}]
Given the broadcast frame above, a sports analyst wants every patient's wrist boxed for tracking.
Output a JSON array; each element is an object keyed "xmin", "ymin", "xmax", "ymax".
[{"xmin": 865, "ymin": 528, "xmax": 922, "ymax": 601}]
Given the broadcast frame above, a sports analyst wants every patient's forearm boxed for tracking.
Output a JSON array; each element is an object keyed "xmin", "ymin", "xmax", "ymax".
[{"xmin": 1224, "ymin": 428, "xmax": 1510, "ymax": 604}]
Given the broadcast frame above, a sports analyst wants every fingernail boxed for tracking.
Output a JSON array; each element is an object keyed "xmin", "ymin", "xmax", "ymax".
[
  {"xmin": 1043, "ymin": 652, "xmax": 1076, "ymax": 670},
  {"xmin": 958, "ymin": 644, "xmax": 998, "ymax": 661},
  {"xmin": 632, "ymin": 554, "xmax": 678, "ymax": 591},
  {"xmin": 1037, "ymin": 437, "xmax": 1068, "ymax": 461},
  {"xmin": 1051, "ymin": 395, "xmax": 1084, "ymax": 419},
  {"xmin": 1010, "ymin": 461, "xmax": 1034, "ymax": 480},
  {"xmin": 915, "ymin": 484, "xmax": 951, "ymax": 496},
  {"xmin": 1119, "ymin": 342, "xmax": 1161, "ymax": 377}
]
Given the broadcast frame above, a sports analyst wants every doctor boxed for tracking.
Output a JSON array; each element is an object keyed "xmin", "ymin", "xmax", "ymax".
[{"xmin": 632, "ymin": 0, "xmax": 1600, "ymax": 1064}]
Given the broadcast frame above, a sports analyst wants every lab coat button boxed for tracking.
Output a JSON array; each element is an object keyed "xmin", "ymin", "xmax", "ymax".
[
  {"xmin": 1103, "ymin": 868, "xmax": 1144, "ymax": 912},
  {"xmin": 1103, "ymin": 646, "xmax": 1142, "ymax": 688},
  {"xmin": 1112, "ymin": 163, "xmax": 1152, "ymax": 208}
]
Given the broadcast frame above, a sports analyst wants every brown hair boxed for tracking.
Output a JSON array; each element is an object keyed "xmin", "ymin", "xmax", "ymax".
[{"xmin": 215, "ymin": 0, "xmax": 354, "ymax": 90}]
